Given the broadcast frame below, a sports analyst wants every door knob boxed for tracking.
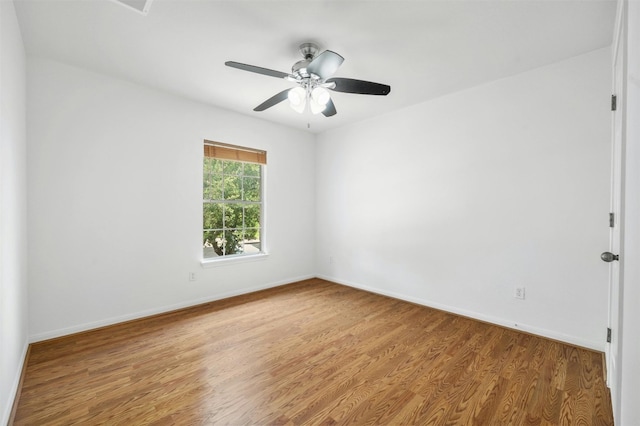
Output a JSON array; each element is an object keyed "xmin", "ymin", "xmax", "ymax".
[{"xmin": 601, "ymin": 252, "xmax": 619, "ymax": 262}]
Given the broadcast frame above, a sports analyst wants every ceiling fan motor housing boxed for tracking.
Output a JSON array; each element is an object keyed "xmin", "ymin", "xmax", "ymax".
[{"xmin": 299, "ymin": 42, "xmax": 319, "ymax": 60}]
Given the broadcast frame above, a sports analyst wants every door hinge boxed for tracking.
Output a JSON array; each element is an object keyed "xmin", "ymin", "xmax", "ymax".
[
  {"xmin": 607, "ymin": 327, "xmax": 612, "ymax": 343},
  {"xmin": 612, "ymin": 94, "xmax": 617, "ymax": 111},
  {"xmin": 610, "ymin": 212, "xmax": 615, "ymax": 228}
]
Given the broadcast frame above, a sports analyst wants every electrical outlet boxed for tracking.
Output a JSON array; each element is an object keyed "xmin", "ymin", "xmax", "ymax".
[
  {"xmin": 514, "ymin": 287, "xmax": 525, "ymax": 300},
  {"xmin": 189, "ymin": 272, "xmax": 197, "ymax": 282}
]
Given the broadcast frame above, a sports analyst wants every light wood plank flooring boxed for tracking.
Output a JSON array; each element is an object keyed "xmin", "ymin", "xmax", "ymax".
[{"xmin": 13, "ymin": 279, "xmax": 613, "ymax": 425}]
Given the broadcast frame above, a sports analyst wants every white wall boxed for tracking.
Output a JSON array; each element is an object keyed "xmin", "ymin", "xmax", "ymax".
[
  {"xmin": 0, "ymin": 1, "xmax": 29, "ymax": 424},
  {"xmin": 27, "ymin": 58, "xmax": 316, "ymax": 341},
  {"xmin": 620, "ymin": 0, "xmax": 640, "ymax": 422},
  {"xmin": 316, "ymin": 48, "xmax": 611, "ymax": 351}
]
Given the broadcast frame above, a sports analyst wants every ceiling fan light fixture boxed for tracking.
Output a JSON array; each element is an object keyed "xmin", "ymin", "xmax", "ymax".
[
  {"xmin": 309, "ymin": 97, "xmax": 326, "ymax": 115},
  {"xmin": 311, "ymin": 87, "xmax": 330, "ymax": 106},
  {"xmin": 288, "ymin": 87, "xmax": 306, "ymax": 113}
]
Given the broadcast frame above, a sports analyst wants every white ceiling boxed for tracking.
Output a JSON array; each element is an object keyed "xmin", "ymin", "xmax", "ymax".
[{"xmin": 15, "ymin": 0, "xmax": 616, "ymax": 134}]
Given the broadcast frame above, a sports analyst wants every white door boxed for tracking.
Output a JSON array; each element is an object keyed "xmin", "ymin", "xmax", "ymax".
[{"xmin": 605, "ymin": 15, "xmax": 625, "ymax": 389}]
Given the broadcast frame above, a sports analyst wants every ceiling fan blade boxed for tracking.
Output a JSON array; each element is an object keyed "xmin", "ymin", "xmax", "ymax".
[
  {"xmin": 307, "ymin": 50, "xmax": 344, "ymax": 79},
  {"xmin": 326, "ymin": 78, "xmax": 391, "ymax": 96},
  {"xmin": 225, "ymin": 61, "xmax": 290, "ymax": 79},
  {"xmin": 254, "ymin": 89, "xmax": 290, "ymax": 112},
  {"xmin": 322, "ymin": 98, "xmax": 337, "ymax": 117}
]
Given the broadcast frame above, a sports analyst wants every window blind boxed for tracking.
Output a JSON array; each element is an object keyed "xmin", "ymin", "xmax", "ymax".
[{"xmin": 204, "ymin": 140, "xmax": 267, "ymax": 165}]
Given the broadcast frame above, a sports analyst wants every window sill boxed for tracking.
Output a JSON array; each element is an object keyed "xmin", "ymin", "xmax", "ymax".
[{"xmin": 200, "ymin": 252, "xmax": 269, "ymax": 268}]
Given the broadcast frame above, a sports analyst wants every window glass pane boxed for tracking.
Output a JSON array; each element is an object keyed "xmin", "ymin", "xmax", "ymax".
[
  {"xmin": 223, "ymin": 161, "xmax": 242, "ymax": 175},
  {"xmin": 203, "ymin": 203, "xmax": 223, "ymax": 230},
  {"xmin": 244, "ymin": 163, "xmax": 260, "ymax": 177},
  {"xmin": 203, "ymin": 157, "xmax": 223, "ymax": 175},
  {"xmin": 244, "ymin": 229, "xmax": 261, "ymax": 254},
  {"xmin": 204, "ymin": 174, "xmax": 223, "ymax": 200},
  {"xmin": 243, "ymin": 177, "xmax": 260, "ymax": 201},
  {"xmin": 244, "ymin": 204, "xmax": 261, "ymax": 229},
  {"xmin": 203, "ymin": 230, "xmax": 223, "ymax": 258},
  {"xmin": 223, "ymin": 204, "xmax": 244, "ymax": 229},
  {"xmin": 223, "ymin": 175, "xmax": 241, "ymax": 200},
  {"xmin": 223, "ymin": 229, "xmax": 244, "ymax": 256},
  {"xmin": 203, "ymin": 158, "xmax": 214, "ymax": 174},
  {"xmin": 243, "ymin": 227, "xmax": 260, "ymax": 243}
]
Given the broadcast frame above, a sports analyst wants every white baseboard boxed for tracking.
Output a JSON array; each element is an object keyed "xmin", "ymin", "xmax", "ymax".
[
  {"xmin": 29, "ymin": 273, "xmax": 604, "ymax": 353},
  {"xmin": 29, "ymin": 274, "xmax": 315, "ymax": 343},
  {"xmin": 2, "ymin": 341, "xmax": 29, "ymax": 426},
  {"xmin": 317, "ymin": 274, "xmax": 604, "ymax": 353}
]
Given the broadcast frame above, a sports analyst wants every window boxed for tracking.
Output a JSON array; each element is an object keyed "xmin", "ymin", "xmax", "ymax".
[{"xmin": 203, "ymin": 141, "xmax": 266, "ymax": 260}]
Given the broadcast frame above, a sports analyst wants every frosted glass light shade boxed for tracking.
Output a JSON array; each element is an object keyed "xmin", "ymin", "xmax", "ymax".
[
  {"xmin": 311, "ymin": 87, "xmax": 330, "ymax": 106},
  {"xmin": 310, "ymin": 87, "xmax": 330, "ymax": 114},
  {"xmin": 288, "ymin": 87, "xmax": 306, "ymax": 114},
  {"xmin": 310, "ymin": 97, "xmax": 326, "ymax": 114}
]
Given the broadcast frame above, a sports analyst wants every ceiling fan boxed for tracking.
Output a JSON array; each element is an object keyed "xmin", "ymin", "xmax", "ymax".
[{"xmin": 225, "ymin": 42, "xmax": 391, "ymax": 117}]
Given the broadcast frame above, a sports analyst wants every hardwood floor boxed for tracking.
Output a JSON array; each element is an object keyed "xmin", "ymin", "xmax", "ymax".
[{"xmin": 14, "ymin": 279, "xmax": 613, "ymax": 425}]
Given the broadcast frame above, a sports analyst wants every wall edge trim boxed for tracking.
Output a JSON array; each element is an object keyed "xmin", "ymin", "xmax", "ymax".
[
  {"xmin": 28, "ymin": 274, "xmax": 315, "ymax": 343},
  {"xmin": 3, "ymin": 342, "xmax": 30, "ymax": 426},
  {"xmin": 317, "ymin": 274, "xmax": 605, "ymax": 353}
]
